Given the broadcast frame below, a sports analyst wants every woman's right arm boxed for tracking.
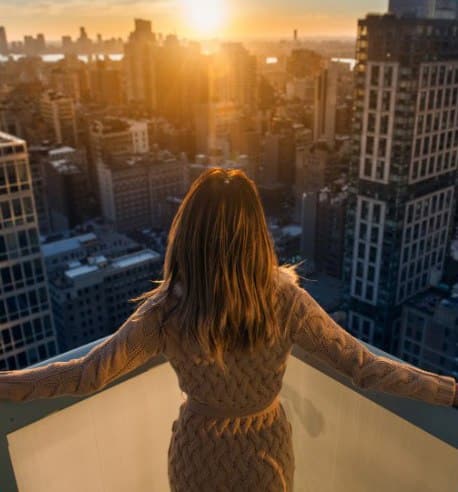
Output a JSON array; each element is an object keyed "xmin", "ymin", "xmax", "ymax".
[
  {"xmin": 287, "ymin": 283, "xmax": 457, "ymax": 408},
  {"xmin": 0, "ymin": 296, "xmax": 167, "ymax": 402}
]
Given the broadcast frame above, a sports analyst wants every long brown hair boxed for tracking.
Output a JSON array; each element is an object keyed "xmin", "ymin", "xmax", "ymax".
[{"xmin": 134, "ymin": 167, "xmax": 304, "ymax": 372}]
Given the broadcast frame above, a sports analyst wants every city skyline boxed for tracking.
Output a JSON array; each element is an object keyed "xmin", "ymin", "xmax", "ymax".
[{"xmin": 2, "ymin": 0, "xmax": 388, "ymax": 40}]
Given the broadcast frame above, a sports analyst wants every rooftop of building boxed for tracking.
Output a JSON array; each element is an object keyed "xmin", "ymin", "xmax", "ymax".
[
  {"xmin": 90, "ymin": 117, "xmax": 132, "ymax": 134},
  {"xmin": 48, "ymin": 146, "xmax": 76, "ymax": 157},
  {"xmin": 49, "ymin": 159, "xmax": 81, "ymax": 174},
  {"xmin": 42, "ymin": 233, "xmax": 98, "ymax": 258},
  {"xmin": 105, "ymin": 150, "xmax": 178, "ymax": 170},
  {"xmin": 41, "ymin": 90, "xmax": 72, "ymax": 102},
  {"xmin": 41, "ymin": 229, "xmax": 140, "ymax": 260},
  {"xmin": 405, "ymin": 284, "xmax": 458, "ymax": 316},
  {"xmin": 59, "ymin": 249, "xmax": 161, "ymax": 283}
]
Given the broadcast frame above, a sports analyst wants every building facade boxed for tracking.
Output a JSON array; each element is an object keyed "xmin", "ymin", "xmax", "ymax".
[
  {"xmin": 48, "ymin": 248, "xmax": 162, "ymax": 352},
  {"xmin": 124, "ymin": 19, "xmax": 158, "ymax": 111},
  {"xmin": 0, "ymin": 132, "xmax": 58, "ymax": 370},
  {"xmin": 40, "ymin": 90, "xmax": 78, "ymax": 147},
  {"xmin": 399, "ymin": 287, "xmax": 458, "ymax": 377},
  {"xmin": 389, "ymin": 0, "xmax": 458, "ymax": 19},
  {"xmin": 313, "ymin": 62, "xmax": 339, "ymax": 147},
  {"xmin": 343, "ymin": 14, "xmax": 458, "ymax": 354},
  {"xmin": 0, "ymin": 26, "xmax": 8, "ymax": 55},
  {"xmin": 97, "ymin": 150, "xmax": 187, "ymax": 233}
]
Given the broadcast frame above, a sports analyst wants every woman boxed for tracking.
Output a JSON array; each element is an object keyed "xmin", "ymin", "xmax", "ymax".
[{"xmin": 0, "ymin": 168, "xmax": 457, "ymax": 491}]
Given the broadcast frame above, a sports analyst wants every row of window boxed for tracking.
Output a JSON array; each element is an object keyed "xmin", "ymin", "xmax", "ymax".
[
  {"xmin": 0, "ymin": 158, "xmax": 30, "ymax": 194},
  {"xmin": 368, "ymin": 64, "xmax": 396, "ymax": 88},
  {"xmin": 418, "ymin": 88, "xmax": 458, "ymax": 112},
  {"xmin": 0, "ymin": 195, "xmax": 36, "ymax": 229},
  {"xmin": 348, "ymin": 311, "xmax": 374, "ymax": 344},
  {"xmin": 351, "ymin": 197, "xmax": 385, "ymax": 305},
  {"xmin": 400, "ymin": 250, "xmax": 444, "ymax": 280},
  {"xmin": 0, "ymin": 259, "xmax": 45, "ymax": 294},
  {"xmin": 397, "ymin": 189, "xmax": 453, "ymax": 303},
  {"xmin": 0, "ymin": 339, "xmax": 57, "ymax": 370},
  {"xmin": 0, "ymin": 226, "xmax": 40, "ymax": 262},
  {"xmin": 405, "ymin": 189, "xmax": 453, "ymax": 224},
  {"xmin": 403, "ymin": 219, "xmax": 449, "ymax": 247},
  {"xmin": 413, "ymin": 131, "xmax": 457, "ymax": 157},
  {"xmin": 0, "ymin": 287, "xmax": 49, "ymax": 323},
  {"xmin": 368, "ymin": 89, "xmax": 394, "ymax": 113},
  {"xmin": 0, "ymin": 145, "xmax": 26, "ymax": 157},
  {"xmin": 411, "ymin": 152, "xmax": 457, "ymax": 182},
  {"xmin": 419, "ymin": 63, "xmax": 458, "ymax": 89},
  {"xmin": 415, "ymin": 110, "xmax": 456, "ymax": 136},
  {"xmin": 0, "ymin": 315, "xmax": 53, "ymax": 354}
]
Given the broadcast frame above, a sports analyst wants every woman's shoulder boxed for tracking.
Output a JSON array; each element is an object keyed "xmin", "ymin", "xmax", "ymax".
[
  {"xmin": 274, "ymin": 264, "xmax": 307, "ymax": 311},
  {"xmin": 275, "ymin": 264, "xmax": 302, "ymax": 293}
]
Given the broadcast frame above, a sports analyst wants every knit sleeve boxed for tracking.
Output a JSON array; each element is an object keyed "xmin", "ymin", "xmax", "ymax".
[
  {"xmin": 0, "ymin": 297, "xmax": 166, "ymax": 402},
  {"xmin": 289, "ymin": 284, "xmax": 457, "ymax": 407}
]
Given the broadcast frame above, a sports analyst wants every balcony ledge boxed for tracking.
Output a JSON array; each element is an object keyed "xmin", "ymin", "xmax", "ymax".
[{"xmin": 0, "ymin": 338, "xmax": 457, "ymax": 492}]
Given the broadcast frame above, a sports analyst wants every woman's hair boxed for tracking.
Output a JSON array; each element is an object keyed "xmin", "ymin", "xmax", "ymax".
[{"xmin": 134, "ymin": 167, "xmax": 304, "ymax": 372}]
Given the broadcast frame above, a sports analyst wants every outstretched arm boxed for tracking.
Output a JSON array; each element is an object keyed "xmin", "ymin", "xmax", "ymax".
[
  {"xmin": 288, "ymin": 284, "xmax": 457, "ymax": 407},
  {"xmin": 0, "ymin": 296, "xmax": 167, "ymax": 402}
]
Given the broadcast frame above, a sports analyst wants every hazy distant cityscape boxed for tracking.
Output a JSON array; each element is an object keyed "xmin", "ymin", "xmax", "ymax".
[{"xmin": 0, "ymin": 0, "xmax": 457, "ymax": 386}]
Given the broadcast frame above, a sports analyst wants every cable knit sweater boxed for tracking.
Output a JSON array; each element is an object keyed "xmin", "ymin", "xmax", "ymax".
[{"xmin": 0, "ymin": 265, "xmax": 456, "ymax": 491}]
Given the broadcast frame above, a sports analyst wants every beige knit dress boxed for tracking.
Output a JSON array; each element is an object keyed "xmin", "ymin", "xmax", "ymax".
[{"xmin": 0, "ymin": 265, "xmax": 456, "ymax": 492}]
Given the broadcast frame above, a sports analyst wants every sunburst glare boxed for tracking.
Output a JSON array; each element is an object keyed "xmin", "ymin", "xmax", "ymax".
[{"xmin": 182, "ymin": 0, "xmax": 227, "ymax": 35}]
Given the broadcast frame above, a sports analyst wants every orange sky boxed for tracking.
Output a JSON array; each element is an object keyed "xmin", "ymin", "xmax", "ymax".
[{"xmin": 1, "ymin": 0, "xmax": 388, "ymax": 41}]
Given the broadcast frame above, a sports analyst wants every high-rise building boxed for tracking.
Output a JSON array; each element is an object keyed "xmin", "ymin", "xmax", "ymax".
[
  {"xmin": 124, "ymin": 19, "xmax": 158, "ymax": 111},
  {"xmin": 389, "ymin": 0, "xmax": 457, "ymax": 19},
  {"xmin": 45, "ymin": 147, "xmax": 91, "ymax": 232},
  {"xmin": 300, "ymin": 184, "xmax": 348, "ymax": 279},
  {"xmin": 0, "ymin": 26, "xmax": 8, "ymax": 55},
  {"xmin": 28, "ymin": 144, "xmax": 53, "ymax": 236},
  {"xmin": 194, "ymin": 101, "xmax": 240, "ymax": 157},
  {"xmin": 36, "ymin": 34, "xmax": 46, "ymax": 52},
  {"xmin": 295, "ymin": 142, "xmax": 336, "ymax": 205},
  {"xmin": 40, "ymin": 90, "xmax": 78, "ymax": 147},
  {"xmin": 214, "ymin": 43, "xmax": 257, "ymax": 112},
  {"xmin": 62, "ymin": 35, "xmax": 73, "ymax": 53},
  {"xmin": 49, "ymin": 68, "xmax": 82, "ymax": 103},
  {"xmin": 97, "ymin": 150, "xmax": 186, "ymax": 232},
  {"xmin": 313, "ymin": 62, "xmax": 339, "ymax": 147},
  {"xmin": 343, "ymin": 14, "xmax": 458, "ymax": 354},
  {"xmin": 399, "ymin": 287, "xmax": 458, "ymax": 377},
  {"xmin": 0, "ymin": 132, "xmax": 59, "ymax": 370},
  {"xmin": 47, "ymin": 245, "xmax": 162, "ymax": 352},
  {"xmin": 88, "ymin": 59, "xmax": 124, "ymax": 106}
]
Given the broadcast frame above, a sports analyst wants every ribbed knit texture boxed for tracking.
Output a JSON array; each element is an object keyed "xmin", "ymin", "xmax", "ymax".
[{"xmin": 0, "ymin": 265, "xmax": 456, "ymax": 491}]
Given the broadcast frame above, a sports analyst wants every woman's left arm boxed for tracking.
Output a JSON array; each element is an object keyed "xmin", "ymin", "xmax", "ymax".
[{"xmin": 0, "ymin": 297, "xmax": 166, "ymax": 402}]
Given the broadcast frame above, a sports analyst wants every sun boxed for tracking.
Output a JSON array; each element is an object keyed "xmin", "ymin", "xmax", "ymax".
[{"xmin": 182, "ymin": 0, "xmax": 227, "ymax": 35}]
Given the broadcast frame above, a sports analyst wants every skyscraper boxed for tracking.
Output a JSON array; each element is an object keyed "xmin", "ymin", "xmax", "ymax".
[
  {"xmin": 343, "ymin": 14, "xmax": 458, "ymax": 354},
  {"xmin": 389, "ymin": 0, "xmax": 457, "ymax": 19},
  {"xmin": 0, "ymin": 132, "xmax": 59, "ymax": 370},
  {"xmin": 124, "ymin": 19, "xmax": 158, "ymax": 111},
  {"xmin": 313, "ymin": 62, "xmax": 339, "ymax": 147},
  {"xmin": 215, "ymin": 43, "xmax": 257, "ymax": 113},
  {"xmin": 0, "ymin": 26, "xmax": 8, "ymax": 55},
  {"xmin": 40, "ymin": 90, "xmax": 78, "ymax": 147}
]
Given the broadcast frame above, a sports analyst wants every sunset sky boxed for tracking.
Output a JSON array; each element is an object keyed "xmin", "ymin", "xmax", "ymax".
[{"xmin": 1, "ymin": 0, "xmax": 388, "ymax": 41}]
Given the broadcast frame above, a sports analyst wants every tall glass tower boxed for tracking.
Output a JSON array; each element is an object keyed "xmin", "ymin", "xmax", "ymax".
[{"xmin": 0, "ymin": 132, "xmax": 59, "ymax": 369}]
